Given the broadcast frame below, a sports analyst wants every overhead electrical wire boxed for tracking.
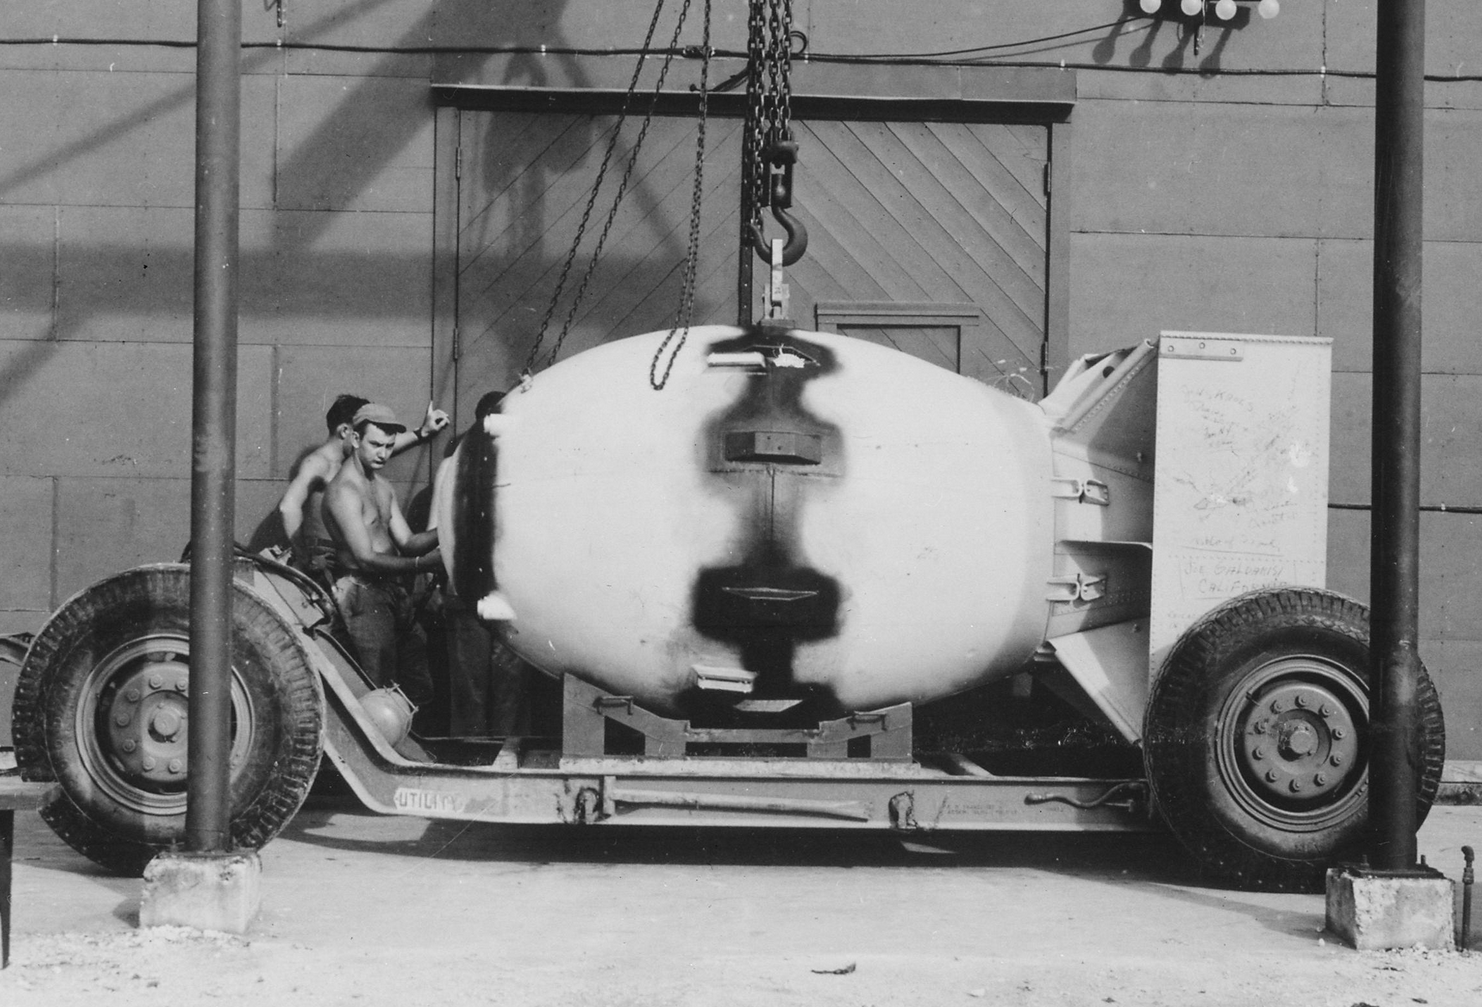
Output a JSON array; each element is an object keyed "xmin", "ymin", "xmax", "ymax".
[
  {"xmin": 0, "ymin": 19, "xmax": 1128, "ymax": 55},
  {"xmin": 4, "ymin": 21, "xmax": 1482, "ymax": 83}
]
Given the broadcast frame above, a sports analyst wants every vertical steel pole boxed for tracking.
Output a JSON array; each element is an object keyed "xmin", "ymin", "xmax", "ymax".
[
  {"xmin": 185, "ymin": 0, "xmax": 242, "ymax": 854},
  {"xmin": 1369, "ymin": 0, "xmax": 1425, "ymax": 872}
]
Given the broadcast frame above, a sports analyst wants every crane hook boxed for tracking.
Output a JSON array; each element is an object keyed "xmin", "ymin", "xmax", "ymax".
[{"xmin": 749, "ymin": 204, "xmax": 808, "ymax": 266}]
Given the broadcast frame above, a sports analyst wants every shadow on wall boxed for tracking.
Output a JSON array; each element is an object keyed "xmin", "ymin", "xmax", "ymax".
[
  {"xmin": 0, "ymin": 0, "xmax": 577, "ymax": 254},
  {"xmin": 1092, "ymin": 2, "xmax": 1241, "ymax": 75}
]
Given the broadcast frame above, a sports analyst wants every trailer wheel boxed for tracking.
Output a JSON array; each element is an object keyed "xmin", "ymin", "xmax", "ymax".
[
  {"xmin": 1143, "ymin": 588, "xmax": 1444, "ymax": 892},
  {"xmin": 11, "ymin": 565, "xmax": 324, "ymax": 876}
]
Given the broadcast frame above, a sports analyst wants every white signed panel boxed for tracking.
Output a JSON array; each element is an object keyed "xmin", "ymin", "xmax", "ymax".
[{"xmin": 1149, "ymin": 332, "xmax": 1332, "ymax": 677}]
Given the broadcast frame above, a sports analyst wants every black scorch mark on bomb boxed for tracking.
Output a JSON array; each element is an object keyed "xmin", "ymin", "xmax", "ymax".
[
  {"xmin": 689, "ymin": 328, "xmax": 845, "ymax": 717},
  {"xmin": 451, "ymin": 413, "xmax": 500, "ymax": 606}
]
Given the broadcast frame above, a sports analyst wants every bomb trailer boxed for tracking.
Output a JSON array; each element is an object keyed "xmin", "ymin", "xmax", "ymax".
[{"xmin": 1, "ymin": 326, "xmax": 1445, "ymax": 893}]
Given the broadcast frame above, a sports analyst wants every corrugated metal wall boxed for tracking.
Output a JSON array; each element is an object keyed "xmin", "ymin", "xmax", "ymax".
[{"xmin": 1, "ymin": 1, "xmax": 1479, "ymax": 755}]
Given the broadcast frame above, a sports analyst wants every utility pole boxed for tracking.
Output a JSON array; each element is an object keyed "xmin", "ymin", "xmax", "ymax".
[
  {"xmin": 139, "ymin": 0, "xmax": 257, "ymax": 933},
  {"xmin": 185, "ymin": 0, "xmax": 243, "ymax": 859},
  {"xmin": 1368, "ymin": 0, "xmax": 1425, "ymax": 872}
]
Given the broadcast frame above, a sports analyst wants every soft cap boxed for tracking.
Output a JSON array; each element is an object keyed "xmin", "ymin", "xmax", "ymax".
[{"xmin": 352, "ymin": 403, "xmax": 405, "ymax": 434}]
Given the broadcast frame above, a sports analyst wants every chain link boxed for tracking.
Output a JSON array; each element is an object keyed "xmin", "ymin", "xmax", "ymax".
[
  {"xmin": 743, "ymin": 0, "xmax": 795, "ymax": 251},
  {"xmin": 744, "ymin": 0, "xmax": 766, "ymax": 234},
  {"xmin": 650, "ymin": 0, "xmax": 712, "ymax": 390},
  {"xmin": 524, "ymin": 0, "xmax": 687, "ymax": 377}
]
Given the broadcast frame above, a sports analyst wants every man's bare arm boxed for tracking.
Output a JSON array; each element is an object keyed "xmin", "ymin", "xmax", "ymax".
[
  {"xmin": 386, "ymin": 493, "xmax": 439, "ymax": 557},
  {"xmin": 389, "ymin": 402, "xmax": 451, "ymax": 457},
  {"xmin": 325, "ymin": 482, "xmax": 437, "ymax": 575},
  {"xmin": 277, "ymin": 454, "xmax": 333, "ymax": 540}
]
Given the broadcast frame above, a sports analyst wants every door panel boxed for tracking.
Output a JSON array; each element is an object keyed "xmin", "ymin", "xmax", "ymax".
[{"xmin": 453, "ymin": 110, "xmax": 1048, "ymax": 414}]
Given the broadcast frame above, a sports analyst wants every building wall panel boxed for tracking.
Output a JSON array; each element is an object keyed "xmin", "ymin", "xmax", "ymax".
[
  {"xmin": 1324, "ymin": 1, "xmax": 1482, "ymax": 78},
  {"xmin": 275, "ymin": 74, "xmax": 436, "ymax": 214},
  {"xmin": 256, "ymin": 209, "xmax": 434, "ymax": 346},
  {"xmin": 53, "ymin": 477, "xmax": 191, "ymax": 601},
  {"xmin": 0, "ymin": 477, "xmax": 54, "ymax": 613},
  {"xmin": 1068, "ymin": 232, "xmax": 1317, "ymax": 357},
  {"xmin": 0, "ymin": 205, "xmax": 58, "ymax": 340},
  {"xmin": 427, "ymin": 0, "xmax": 746, "ymax": 52},
  {"xmin": 1072, "ymin": 100, "xmax": 1360, "ymax": 239},
  {"xmin": 1327, "ymin": 509, "xmax": 1482, "ymax": 759},
  {"xmin": 1330, "ymin": 373, "xmax": 1482, "ymax": 507},
  {"xmin": 1078, "ymin": 70, "xmax": 1322, "ymax": 107},
  {"xmin": 0, "ymin": 70, "xmax": 277, "ymax": 210},
  {"xmin": 284, "ymin": 0, "xmax": 437, "ymax": 79},
  {"xmin": 47, "ymin": 207, "xmax": 433, "ymax": 347},
  {"xmin": 1418, "ymin": 640, "xmax": 1482, "ymax": 762},
  {"xmin": 52, "ymin": 476, "xmax": 297, "ymax": 605},
  {"xmin": 54, "ymin": 205, "xmax": 194, "ymax": 343},
  {"xmin": 0, "ymin": 340, "xmax": 273, "ymax": 480},
  {"xmin": 1318, "ymin": 238, "xmax": 1482, "ymax": 375},
  {"xmin": 1426, "ymin": 109, "xmax": 1482, "ymax": 241},
  {"xmin": 0, "ymin": 3, "xmax": 197, "ymax": 73}
]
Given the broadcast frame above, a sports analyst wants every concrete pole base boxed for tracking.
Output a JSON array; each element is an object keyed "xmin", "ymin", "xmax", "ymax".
[
  {"xmin": 140, "ymin": 850, "xmax": 262, "ymax": 935},
  {"xmin": 1325, "ymin": 866, "xmax": 1455, "ymax": 951}
]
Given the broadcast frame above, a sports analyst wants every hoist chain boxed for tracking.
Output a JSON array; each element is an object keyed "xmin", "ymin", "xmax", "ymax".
[
  {"xmin": 745, "ymin": 0, "xmax": 794, "ymax": 223},
  {"xmin": 743, "ymin": 0, "xmax": 806, "ymax": 270},
  {"xmin": 525, "ymin": 0, "xmax": 693, "ymax": 378},
  {"xmin": 744, "ymin": 1, "xmax": 767, "ymax": 232},
  {"xmin": 650, "ymin": 0, "xmax": 712, "ymax": 390}
]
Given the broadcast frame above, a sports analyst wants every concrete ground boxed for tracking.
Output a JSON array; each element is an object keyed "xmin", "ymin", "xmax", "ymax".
[{"xmin": 4, "ymin": 797, "xmax": 1482, "ymax": 1006}]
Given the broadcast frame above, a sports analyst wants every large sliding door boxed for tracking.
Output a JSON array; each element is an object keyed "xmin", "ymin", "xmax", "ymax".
[{"xmin": 449, "ymin": 107, "xmax": 1050, "ymax": 414}]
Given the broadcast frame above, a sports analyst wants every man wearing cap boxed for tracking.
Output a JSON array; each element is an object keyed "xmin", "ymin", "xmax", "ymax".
[
  {"xmin": 278, "ymin": 394, "xmax": 449, "ymax": 582},
  {"xmin": 322, "ymin": 403, "xmax": 442, "ymax": 705}
]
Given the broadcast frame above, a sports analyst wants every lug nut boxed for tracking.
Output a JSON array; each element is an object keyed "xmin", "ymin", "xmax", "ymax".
[
  {"xmin": 1319, "ymin": 704, "xmax": 1333, "ymax": 717},
  {"xmin": 1333, "ymin": 727, "xmax": 1346, "ymax": 740},
  {"xmin": 1295, "ymin": 694, "xmax": 1308, "ymax": 709},
  {"xmin": 1252, "ymin": 747, "xmax": 1266, "ymax": 760},
  {"xmin": 176, "ymin": 677, "xmax": 188, "ymax": 692},
  {"xmin": 1253, "ymin": 721, "xmax": 1268, "ymax": 735},
  {"xmin": 1271, "ymin": 699, "xmax": 1284, "ymax": 713},
  {"xmin": 126, "ymin": 688, "xmax": 141, "ymax": 702},
  {"xmin": 168, "ymin": 759, "xmax": 183, "ymax": 774},
  {"xmin": 1315, "ymin": 773, "xmax": 1327, "ymax": 786},
  {"xmin": 142, "ymin": 757, "xmax": 156, "ymax": 771},
  {"xmin": 148, "ymin": 674, "xmax": 163, "ymax": 689},
  {"xmin": 1290, "ymin": 780, "xmax": 1303, "ymax": 793},
  {"xmin": 114, "ymin": 711, "xmax": 131, "ymax": 727},
  {"xmin": 1266, "ymin": 769, "xmax": 1279, "ymax": 782},
  {"xmin": 122, "ymin": 739, "xmax": 137, "ymax": 753},
  {"xmin": 1331, "ymin": 753, "xmax": 1344, "ymax": 766}
]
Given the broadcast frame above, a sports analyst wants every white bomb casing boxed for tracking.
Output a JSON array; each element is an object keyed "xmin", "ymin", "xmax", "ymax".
[{"xmin": 432, "ymin": 325, "xmax": 1054, "ymax": 717}]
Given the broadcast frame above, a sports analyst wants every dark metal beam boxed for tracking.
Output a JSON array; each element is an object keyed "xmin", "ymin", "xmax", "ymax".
[
  {"xmin": 185, "ymin": 0, "xmax": 243, "ymax": 854},
  {"xmin": 1369, "ymin": 0, "xmax": 1426, "ymax": 872}
]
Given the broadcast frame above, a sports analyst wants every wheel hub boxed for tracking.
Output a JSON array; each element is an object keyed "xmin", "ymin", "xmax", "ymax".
[
  {"xmin": 102, "ymin": 650, "xmax": 191, "ymax": 788},
  {"xmin": 78, "ymin": 633, "xmax": 254, "ymax": 815},
  {"xmin": 1237, "ymin": 679, "xmax": 1361, "ymax": 804}
]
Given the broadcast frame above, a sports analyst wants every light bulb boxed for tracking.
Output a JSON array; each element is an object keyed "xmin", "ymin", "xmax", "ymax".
[
  {"xmin": 1258, "ymin": 0, "xmax": 1280, "ymax": 18},
  {"xmin": 1180, "ymin": 0, "xmax": 1202, "ymax": 15},
  {"xmin": 1215, "ymin": 0, "xmax": 1237, "ymax": 19},
  {"xmin": 1140, "ymin": 0, "xmax": 1162, "ymax": 13}
]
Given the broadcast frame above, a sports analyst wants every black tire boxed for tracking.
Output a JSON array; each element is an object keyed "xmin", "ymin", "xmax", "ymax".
[
  {"xmin": 11, "ymin": 564, "xmax": 324, "ymax": 876},
  {"xmin": 1144, "ymin": 588, "xmax": 1444, "ymax": 892}
]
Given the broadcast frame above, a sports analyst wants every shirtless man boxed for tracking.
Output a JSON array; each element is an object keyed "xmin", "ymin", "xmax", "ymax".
[
  {"xmin": 278, "ymin": 394, "xmax": 448, "ymax": 579},
  {"xmin": 322, "ymin": 403, "xmax": 442, "ymax": 702}
]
